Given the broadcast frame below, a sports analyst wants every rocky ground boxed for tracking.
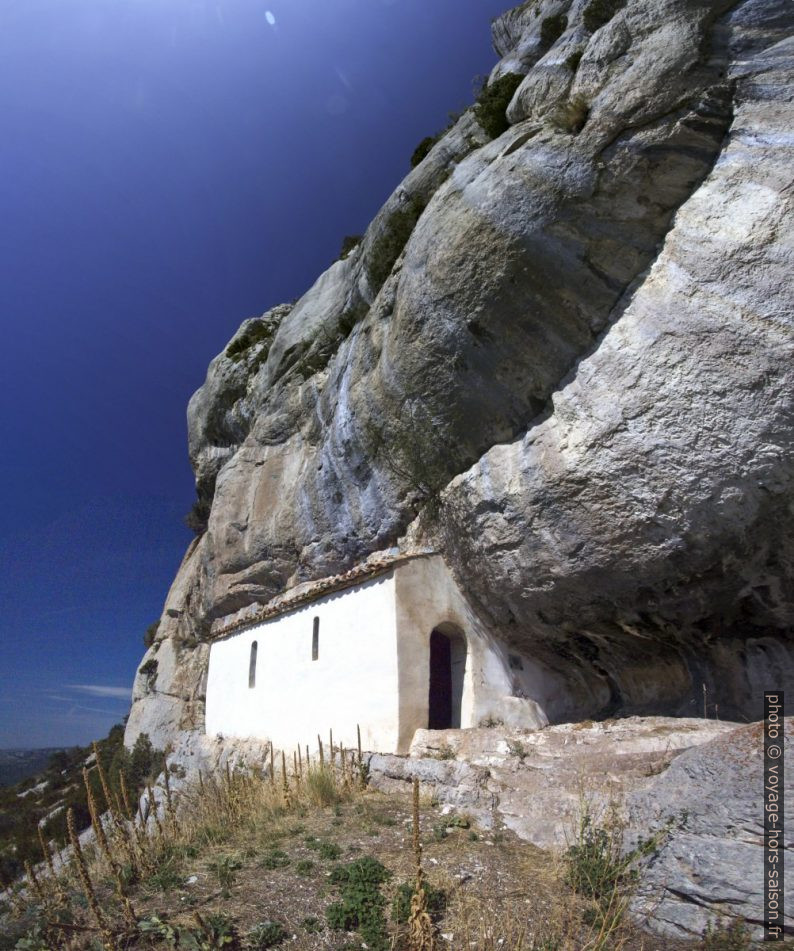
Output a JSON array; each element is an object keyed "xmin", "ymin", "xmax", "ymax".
[
  {"xmin": 0, "ymin": 767, "xmax": 715, "ymax": 950},
  {"xmin": 2, "ymin": 716, "xmax": 791, "ymax": 946}
]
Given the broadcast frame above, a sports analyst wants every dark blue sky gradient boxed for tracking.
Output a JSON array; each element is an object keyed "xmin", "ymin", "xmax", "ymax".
[{"xmin": 0, "ymin": 0, "xmax": 510, "ymax": 748}]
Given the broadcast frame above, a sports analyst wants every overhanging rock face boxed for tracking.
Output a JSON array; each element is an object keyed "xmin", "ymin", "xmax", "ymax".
[{"xmin": 126, "ymin": 0, "xmax": 794, "ymax": 754}]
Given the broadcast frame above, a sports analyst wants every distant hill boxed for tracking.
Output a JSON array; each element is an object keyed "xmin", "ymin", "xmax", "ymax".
[{"xmin": 0, "ymin": 748, "xmax": 67, "ymax": 787}]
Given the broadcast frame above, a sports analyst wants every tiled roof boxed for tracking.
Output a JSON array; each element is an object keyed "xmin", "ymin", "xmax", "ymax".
[{"xmin": 209, "ymin": 549, "xmax": 435, "ymax": 641}]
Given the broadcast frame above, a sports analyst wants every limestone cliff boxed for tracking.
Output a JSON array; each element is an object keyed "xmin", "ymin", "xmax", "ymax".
[{"xmin": 126, "ymin": 0, "xmax": 794, "ymax": 750}]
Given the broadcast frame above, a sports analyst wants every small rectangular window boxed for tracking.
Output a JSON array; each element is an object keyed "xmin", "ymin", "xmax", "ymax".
[
  {"xmin": 312, "ymin": 617, "xmax": 319, "ymax": 661},
  {"xmin": 249, "ymin": 641, "xmax": 258, "ymax": 688}
]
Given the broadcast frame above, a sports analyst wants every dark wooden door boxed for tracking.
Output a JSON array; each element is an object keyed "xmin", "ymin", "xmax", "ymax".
[{"xmin": 428, "ymin": 630, "xmax": 452, "ymax": 729}]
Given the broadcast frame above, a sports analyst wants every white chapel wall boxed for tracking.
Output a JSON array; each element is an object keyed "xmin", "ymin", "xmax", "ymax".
[{"xmin": 205, "ymin": 572, "xmax": 400, "ymax": 754}]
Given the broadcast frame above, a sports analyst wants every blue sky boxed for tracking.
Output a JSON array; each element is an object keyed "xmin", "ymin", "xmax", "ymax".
[{"xmin": 0, "ymin": 0, "xmax": 511, "ymax": 749}]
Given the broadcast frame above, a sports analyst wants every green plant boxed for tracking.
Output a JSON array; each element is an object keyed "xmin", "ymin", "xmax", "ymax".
[
  {"xmin": 247, "ymin": 921, "xmax": 287, "ymax": 948},
  {"xmin": 699, "ymin": 918, "xmax": 752, "ymax": 950},
  {"xmin": 295, "ymin": 859, "xmax": 315, "ymax": 877},
  {"xmin": 301, "ymin": 916, "xmax": 322, "ymax": 934},
  {"xmin": 479, "ymin": 716, "xmax": 504, "ymax": 728},
  {"xmin": 326, "ymin": 857, "xmax": 392, "ymax": 951},
  {"xmin": 434, "ymin": 744, "xmax": 456, "ymax": 761},
  {"xmin": 565, "ymin": 802, "xmax": 670, "ymax": 933},
  {"xmin": 540, "ymin": 13, "xmax": 567, "ymax": 48},
  {"xmin": 391, "ymin": 881, "xmax": 447, "ymax": 924},
  {"xmin": 139, "ymin": 657, "xmax": 158, "ymax": 689},
  {"xmin": 338, "ymin": 234, "xmax": 362, "ymax": 261},
  {"xmin": 145, "ymin": 860, "xmax": 183, "ymax": 893},
  {"xmin": 143, "ymin": 620, "xmax": 160, "ymax": 649},
  {"xmin": 473, "ymin": 72, "xmax": 523, "ymax": 139},
  {"xmin": 409, "ymin": 106, "xmax": 465, "ymax": 169},
  {"xmin": 137, "ymin": 916, "xmax": 179, "ymax": 947},
  {"xmin": 565, "ymin": 809, "xmax": 632, "ymax": 902},
  {"xmin": 367, "ymin": 196, "xmax": 426, "ymax": 291},
  {"xmin": 432, "ymin": 822, "xmax": 448, "ymax": 842},
  {"xmin": 127, "ymin": 732, "xmax": 164, "ymax": 791},
  {"xmin": 225, "ymin": 321, "xmax": 273, "ymax": 361},
  {"xmin": 507, "ymin": 739, "xmax": 529, "ymax": 761},
  {"xmin": 183, "ymin": 913, "xmax": 241, "ymax": 950},
  {"xmin": 184, "ymin": 496, "xmax": 211, "ymax": 535},
  {"xmin": 208, "ymin": 854, "xmax": 242, "ymax": 891},
  {"xmin": 13, "ymin": 926, "xmax": 50, "ymax": 951},
  {"xmin": 410, "ymin": 134, "xmax": 441, "ymax": 168},
  {"xmin": 564, "ymin": 49, "xmax": 583, "ymax": 71},
  {"xmin": 583, "ymin": 0, "xmax": 624, "ymax": 33},
  {"xmin": 318, "ymin": 841, "xmax": 342, "ymax": 861},
  {"xmin": 258, "ymin": 848, "xmax": 290, "ymax": 869}
]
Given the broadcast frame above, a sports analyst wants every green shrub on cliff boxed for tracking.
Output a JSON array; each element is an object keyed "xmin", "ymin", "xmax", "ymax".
[
  {"xmin": 410, "ymin": 134, "xmax": 441, "ymax": 168},
  {"xmin": 540, "ymin": 13, "xmax": 568, "ymax": 47},
  {"xmin": 366, "ymin": 196, "xmax": 426, "ymax": 291},
  {"xmin": 473, "ymin": 72, "xmax": 523, "ymax": 139},
  {"xmin": 184, "ymin": 496, "xmax": 211, "ymax": 535}
]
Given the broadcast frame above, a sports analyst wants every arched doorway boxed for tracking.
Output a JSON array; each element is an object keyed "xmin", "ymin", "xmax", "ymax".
[{"xmin": 428, "ymin": 625, "xmax": 466, "ymax": 729}]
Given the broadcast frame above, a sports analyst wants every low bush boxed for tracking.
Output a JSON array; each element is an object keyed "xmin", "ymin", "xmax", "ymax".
[
  {"xmin": 318, "ymin": 841, "xmax": 342, "ymax": 861},
  {"xmin": 540, "ymin": 13, "xmax": 568, "ymax": 48},
  {"xmin": 410, "ymin": 134, "xmax": 441, "ymax": 168},
  {"xmin": 473, "ymin": 72, "xmax": 524, "ymax": 139},
  {"xmin": 566, "ymin": 811, "xmax": 629, "ymax": 902},
  {"xmin": 139, "ymin": 657, "xmax": 158, "ymax": 689},
  {"xmin": 224, "ymin": 321, "xmax": 273, "ymax": 362},
  {"xmin": 143, "ymin": 620, "xmax": 160, "ymax": 649},
  {"xmin": 338, "ymin": 234, "xmax": 362, "ymax": 260},
  {"xmin": 184, "ymin": 496, "xmax": 211, "ymax": 535},
  {"xmin": 258, "ymin": 848, "xmax": 290, "ymax": 869},
  {"xmin": 367, "ymin": 196, "xmax": 426, "ymax": 292}
]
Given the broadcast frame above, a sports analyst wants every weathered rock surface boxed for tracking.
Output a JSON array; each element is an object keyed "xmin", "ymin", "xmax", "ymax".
[
  {"xmin": 368, "ymin": 716, "xmax": 736, "ymax": 846},
  {"xmin": 627, "ymin": 719, "xmax": 794, "ymax": 939},
  {"xmin": 435, "ymin": 0, "xmax": 794, "ymax": 726},
  {"xmin": 127, "ymin": 0, "xmax": 794, "ymax": 766}
]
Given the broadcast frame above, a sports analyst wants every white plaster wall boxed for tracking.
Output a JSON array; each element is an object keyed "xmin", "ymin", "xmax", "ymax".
[
  {"xmin": 205, "ymin": 573, "xmax": 400, "ymax": 753},
  {"xmin": 394, "ymin": 555, "xmax": 549, "ymax": 751}
]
